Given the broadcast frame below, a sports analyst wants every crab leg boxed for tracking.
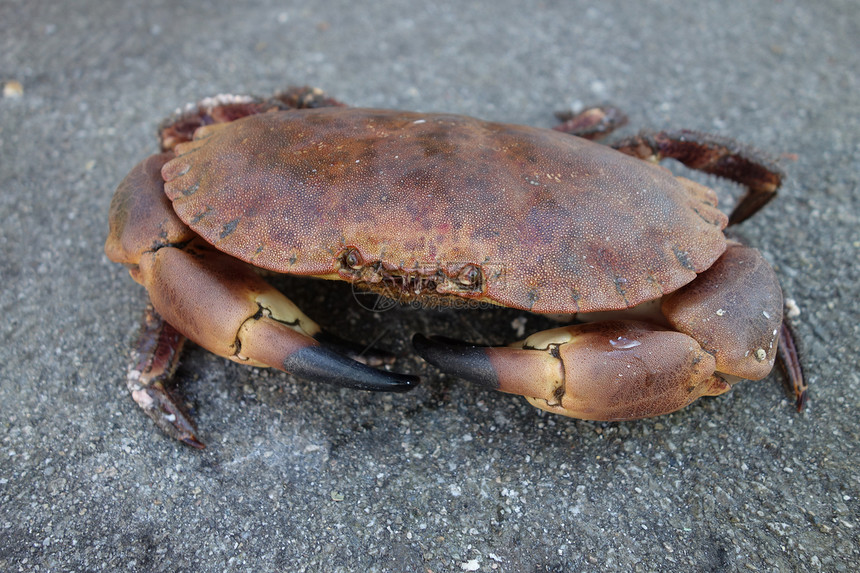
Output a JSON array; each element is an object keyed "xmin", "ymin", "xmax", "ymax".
[
  {"xmin": 414, "ymin": 321, "xmax": 730, "ymax": 421},
  {"xmin": 610, "ymin": 130, "xmax": 784, "ymax": 225},
  {"xmin": 126, "ymin": 304, "xmax": 203, "ymax": 448},
  {"xmin": 778, "ymin": 321, "xmax": 807, "ymax": 411}
]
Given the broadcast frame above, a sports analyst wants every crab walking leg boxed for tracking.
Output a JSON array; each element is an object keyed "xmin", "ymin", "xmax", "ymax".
[
  {"xmin": 414, "ymin": 321, "xmax": 730, "ymax": 421},
  {"xmin": 611, "ymin": 130, "xmax": 784, "ymax": 225},
  {"xmin": 778, "ymin": 321, "xmax": 808, "ymax": 411},
  {"xmin": 127, "ymin": 304, "xmax": 204, "ymax": 448}
]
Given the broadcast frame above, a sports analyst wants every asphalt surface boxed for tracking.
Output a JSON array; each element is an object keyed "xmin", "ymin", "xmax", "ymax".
[{"xmin": 2, "ymin": 1, "xmax": 858, "ymax": 571}]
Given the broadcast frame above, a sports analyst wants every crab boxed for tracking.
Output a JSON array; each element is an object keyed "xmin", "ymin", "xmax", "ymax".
[{"xmin": 105, "ymin": 87, "xmax": 805, "ymax": 448}]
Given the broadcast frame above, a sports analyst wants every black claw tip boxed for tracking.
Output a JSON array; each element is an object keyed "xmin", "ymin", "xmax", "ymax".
[
  {"xmin": 283, "ymin": 345, "xmax": 419, "ymax": 393},
  {"xmin": 412, "ymin": 334, "xmax": 499, "ymax": 390}
]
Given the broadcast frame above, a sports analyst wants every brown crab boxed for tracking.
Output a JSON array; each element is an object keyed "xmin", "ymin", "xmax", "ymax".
[{"xmin": 105, "ymin": 87, "xmax": 805, "ymax": 447}]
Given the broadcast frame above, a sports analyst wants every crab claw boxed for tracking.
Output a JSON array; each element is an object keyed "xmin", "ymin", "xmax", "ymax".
[
  {"xmin": 135, "ymin": 239, "xmax": 418, "ymax": 393},
  {"xmin": 414, "ymin": 321, "xmax": 730, "ymax": 421},
  {"xmin": 126, "ymin": 249, "xmax": 418, "ymax": 448}
]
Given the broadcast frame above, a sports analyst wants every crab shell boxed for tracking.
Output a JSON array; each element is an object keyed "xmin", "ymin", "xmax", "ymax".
[
  {"xmin": 107, "ymin": 103, "xmax": 791, "ymax": 446},
  {"xmin": 164, "ymin": 108, "xmax": 733, "ymax": 312}
]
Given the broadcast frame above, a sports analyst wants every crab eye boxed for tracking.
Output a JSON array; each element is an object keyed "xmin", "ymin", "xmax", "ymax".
[
  {"xmin": 341, "ymin": 248, "xmax": 363, "ymax": 270},
  {"xmin": 457, "ymin": 264, "xmax": 481, "ymax": 288}
]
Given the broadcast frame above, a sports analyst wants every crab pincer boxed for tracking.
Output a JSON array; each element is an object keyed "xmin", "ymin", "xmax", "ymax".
[
  {"xmin": 133, "ymin": 235, "xmax": 418, "ymax": 393},
  {"xmin": 414, "ymin": 241, "xmax": 793, "ymax": 421},
  {"xmin": 415, "ymin": 322, "xmax": 731, "ymax": 421}
]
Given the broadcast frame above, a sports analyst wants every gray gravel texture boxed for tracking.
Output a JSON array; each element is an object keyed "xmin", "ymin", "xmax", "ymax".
[{"xmin": 2, "ymin": 1, "xmax": 858, "ymax": 571}]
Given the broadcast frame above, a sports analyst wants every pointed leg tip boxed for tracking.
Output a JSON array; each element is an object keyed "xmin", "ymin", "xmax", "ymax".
[
  {"xmin": 778, "ymin": 320, "xmax": 807, "ymax": 414},
  {"xmin": 131, "ymin": 385, "xmax": 205, "ymax": 448},
  {"xmin": 180, "ymin": 435, "xmax": 206, "ymax": 449},
  {"xmin": 795, "ymin": 388, "xmax": 808, "ymax": 413}
]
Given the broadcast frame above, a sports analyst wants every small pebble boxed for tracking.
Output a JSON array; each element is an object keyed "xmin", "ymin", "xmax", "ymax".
[{"xmin": 3, "ymin": 80, "xmax": 24, "ymax": 98}]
